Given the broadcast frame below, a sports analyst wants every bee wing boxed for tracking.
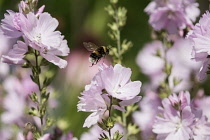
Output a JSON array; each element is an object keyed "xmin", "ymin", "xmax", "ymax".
[{"xmin": 83, "ymin": 42, "xmax": 99, "ymax": 51}]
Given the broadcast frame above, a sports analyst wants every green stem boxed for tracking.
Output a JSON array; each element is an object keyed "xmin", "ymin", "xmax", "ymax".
[
  {"xmin": 122, "ymin": 110, "xmax": 127, "ymax": 140},
  {"xmin": 34, "ymin": 50, "xmax": 44, "ymax": 136},
  {"xmin": 162, "ymin": 34, "xmax": 172, "ymax": 97},
  {"xmin": 34, "ymin": 50, "xmax": 41, "ymax": 91},
  {"xmin": 108, "ymin": 96, "xmax": 113, "ymax": 140}
]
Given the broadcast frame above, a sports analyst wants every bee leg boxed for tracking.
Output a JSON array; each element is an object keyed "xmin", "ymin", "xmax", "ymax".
[
  {"xmin": 95, "ymin": 59, "xmax": 99, "ymax": 65},
  {"xmin": 89, "ymin": 63, "xmax": 94, "ymax": 67}
]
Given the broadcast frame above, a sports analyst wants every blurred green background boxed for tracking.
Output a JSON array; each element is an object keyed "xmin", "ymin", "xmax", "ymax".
[{"xmin": 0, "ymin": 0, "xmax": 208, "ymax": 138}]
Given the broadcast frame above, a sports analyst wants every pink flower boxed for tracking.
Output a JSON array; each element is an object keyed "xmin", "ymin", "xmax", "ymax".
[
  {"xmin": 1, "ymin": 91, "xmax": 26, "ymax": 124},
  {"xmin": 1, "ymin": 10, "xmax": 24, "ymax": 38},
  {"xmin": 133, "ymin": 90, "xmax": 161, "ymax": 140},
  {"xmin": 168, "ymin": 91, "xmax": 190, "ymax": 111},
  {"xmin": 19, "ymin": 12, "xmax": 69, "ymax": 68},
  {"xmin": 87, "ymin": 63, "xmax": 142, "ymax": 101},
  {"xmin": 1, "ymin": 0, "xmax": 46, "ymax": 38},
  {"xmin": 192, "ymin": 116, "xmax": 210, "ymax": 140},
  {"xmin": 153, "ymin": 106, "xmax": 194, "ymax": 140},
  {"xmin": 136, "ymin": 39, "xmax": 201, "ymax": 92},
  {"xmin": 1, "ymin": 3, "xmax": 70, "ymax": 68},
  {"xmin": 187, "ymin": 11, "xmax": 210, "ymax": 80},
  {"xmin": 77, "ymin": 86, "xmax": 107, "ymax": 128},
  {"xmin": 1, "ymin": 71, "xmax": 38, "ymax": 125},
  {"xmin": 167, "ymin": 39, "xmax": 201, "ymax": 91},
  {"xmin": 149, "ymin": 7, "xmax": 189, "ymax": 34},
  {"xmin": 78, "ymin": 64, "xmax": 142, "ymax": 127},
  {"xmin": 153, "ymin": 91, "xmax": 195, "ymax": 139},
  {"xmin": 193, "ymin": 90, "xmax": 210, "ymax": 121},
  {"xmin": 145, "ymin": 0, "xmax": 200, "ymax": 34},
  {"xmin": 153, "ymin": 91, "xmax": 210, "ymax": 139},
  {"xmin": 136, "ymin": 41, "xmax": 164, "ymax": 78},
  {"xmin": 1, "ymin": 41, "xmax": 28, "ymax": 65},
  {"xmin": 0, "ymin": 29, "xmax": 17, "ymax": 56},
  {"xmin": 3, "ymin": 73, "xmax": 38, "ymax": 97},
  {"xmin": 100, "ymin": 64, "xmax": 142, "ymax": 100}
]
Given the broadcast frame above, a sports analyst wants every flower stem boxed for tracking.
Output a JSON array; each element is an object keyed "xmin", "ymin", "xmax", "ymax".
[
  {"xmin": 122, "ymin": 111, "xmax": 127, "ymax": 140},
  {"xmin": 160, "ymin": 33, "xmax": 173, "ymax": 97},
  {"xmin": 108, "ymin": 96, "xmax": 113, "ymax": 140},
  {"xmin": 34, "ymin": 50, "xmax": 44, "ymax": 136},
  {"xmin": 34, "ymin": 50, "xmax": 41, "ymax": 91}
]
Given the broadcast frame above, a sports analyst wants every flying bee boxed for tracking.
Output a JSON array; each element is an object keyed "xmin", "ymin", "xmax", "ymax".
[{"xmin": 83, "ymin": 42, "xmax": 109, "ymax": 66}]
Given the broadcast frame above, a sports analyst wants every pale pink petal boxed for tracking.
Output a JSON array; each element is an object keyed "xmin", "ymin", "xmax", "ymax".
[
  {"xmin": 83, "ymin": 112, "xmax": 100, "ymax": 128},
  {"xmin": 41, "ymin": 53, "xmax": 67, "ymax": 68},
  {"xmin": 115, "ymin": 81, "xmax": 142, "ymax": 100}
]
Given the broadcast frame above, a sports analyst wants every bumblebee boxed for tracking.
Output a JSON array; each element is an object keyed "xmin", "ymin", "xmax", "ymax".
[{"xmin": 83, "ymin": 42, "xmax": 109, "ymax": 66}]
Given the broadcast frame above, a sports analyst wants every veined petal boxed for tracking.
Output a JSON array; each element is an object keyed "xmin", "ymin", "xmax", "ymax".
[{"xmin": 115, "ymin": 81, "xmax": 142, "ymax": 100}]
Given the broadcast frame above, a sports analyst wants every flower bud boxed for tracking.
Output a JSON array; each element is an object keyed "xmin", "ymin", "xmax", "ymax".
[
  {"xmin": 36, "ymin": 5, "xmax": 45, "ymax": 17},
  {"xmin": 113, "ymin": 131, "xmax": 123, "ymax": 140},
  {"xmin": 19, "ymin": 1, "xmax": 30, "ymax": 14},
  {"xmin": 106, "ymin": 117, "xmax": 114, "ymax": 129},
  {"xmin": 28, "ymin": 107, "xmax": 38, "ymax": 116}
]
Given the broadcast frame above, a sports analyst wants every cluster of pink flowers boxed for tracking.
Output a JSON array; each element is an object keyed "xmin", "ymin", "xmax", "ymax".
[
  {"xmin": 145, "ymin": 0, "xmax": 200, "ymax": 34},
  {"xmin": 188, "ymin": 11, "xmax": 210, "ymax": 80},
  {"xmin": 153, "ymin": 91, "xmax": 210, "ymax": 139},
  {"xmin": 1, "ymin": 0, "xmax": 70, "ymax": 68},
  {"xmin": 0, "ymin": 68, "xmax": 59, "ymax": 139},
  {"xmin": 1, "ymin": 72, "xmax": 38, "ymax": 124},
  {"xmin": 136, "ymin": 38, "xmax": 201, "ymax": 92},
  {"xmin": 0, "ymin": 70, "xmax": 36, "ymax": 139},
  {"xmin": 77, "ymin": 63, "xmax": 142, "ymax": 127}
]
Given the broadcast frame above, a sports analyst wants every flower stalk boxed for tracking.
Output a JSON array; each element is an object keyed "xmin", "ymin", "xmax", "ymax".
[
  {"xmin": 28, "ymin": 49, "xmax": 52, "ymax": 137},
  {"xmin": 105, "ymin": 0, "xmax": 132, "ymax": 65}
]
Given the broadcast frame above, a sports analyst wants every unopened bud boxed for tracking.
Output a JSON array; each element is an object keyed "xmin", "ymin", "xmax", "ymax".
[
  {"xmin": 36, "ymin": 5, "xmax": 45, "ymax": 17},
  {"xmin": 19, "ymin": 1, "xmax": 30, "ymax": 14},
  {"xmin": 106, "ymin": 117, "xmax": 114, "ymax": 129}
]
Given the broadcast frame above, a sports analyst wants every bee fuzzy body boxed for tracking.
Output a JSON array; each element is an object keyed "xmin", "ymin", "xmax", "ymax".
[{"xmin": 83, "ymin": 42, "xmax": 109, "ymax": 66}]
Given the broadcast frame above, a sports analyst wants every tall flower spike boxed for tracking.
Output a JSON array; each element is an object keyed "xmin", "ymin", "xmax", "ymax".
[{"xmin": 188, "ymin": 11, "xmax": 210, "ymax": 80}]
